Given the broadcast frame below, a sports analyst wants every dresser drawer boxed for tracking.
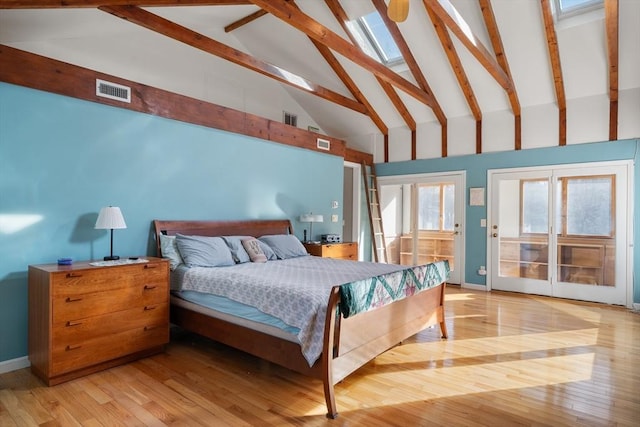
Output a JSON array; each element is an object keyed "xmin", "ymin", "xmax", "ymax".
[
  {"xmin": 51, "ymin": 325, "xmax": 168, "ymax": 376},
  {"xmin": 52, "ymin": 302, "xmax": 169, "ymax": 344},
  {"xmin": 323, "ymin": 243, "xmax": 357, "ymax": 260},
  {"xmin": 52, "ymin": 263, "xmax": 168, "ymax": 322}
]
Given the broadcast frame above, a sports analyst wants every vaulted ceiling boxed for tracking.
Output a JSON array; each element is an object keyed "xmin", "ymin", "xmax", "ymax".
[{"xmin": 1, "ymin": 1, "xmax": 638, "ymax": 160}]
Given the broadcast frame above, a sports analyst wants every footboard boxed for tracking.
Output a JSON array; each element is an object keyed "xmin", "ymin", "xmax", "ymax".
[{"xmin": 321, "ymin": 280, "xmax": 447, "ymax": 419}]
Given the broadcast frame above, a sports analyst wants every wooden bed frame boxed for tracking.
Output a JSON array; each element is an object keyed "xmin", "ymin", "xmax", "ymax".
[{"xmin": 153, "ymin": 219, "xmax": 448, "ymax": 418}]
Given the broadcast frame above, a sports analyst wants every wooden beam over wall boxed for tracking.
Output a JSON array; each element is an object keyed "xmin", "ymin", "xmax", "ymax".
[{"xmin": 0, "ymin": 44, "xmax": 350, "ymax": 158}]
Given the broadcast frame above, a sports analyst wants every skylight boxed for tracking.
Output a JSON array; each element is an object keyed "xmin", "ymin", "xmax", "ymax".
[
  {"xmin": 553, "ymin": 0, "xmax": 603, "ymax": 19},
  {"xmin": 347, "ymin": 11, "xmax": 404, "ymax": 67}
]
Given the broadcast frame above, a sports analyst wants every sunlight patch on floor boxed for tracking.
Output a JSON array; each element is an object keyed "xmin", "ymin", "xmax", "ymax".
[{"xmin": 374, "ymin": 328, "xmax": 600, "ymax": 364}]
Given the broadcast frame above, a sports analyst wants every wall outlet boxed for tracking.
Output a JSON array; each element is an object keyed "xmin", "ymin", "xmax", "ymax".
[{"xmin": 478, "ymin": 266, "xmax": 487, "ymax": 276}]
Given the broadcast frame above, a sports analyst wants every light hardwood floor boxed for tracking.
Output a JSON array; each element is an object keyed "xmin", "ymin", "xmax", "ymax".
[{"xmin": 1, "ymin": 286, "xmax": 639, "ymax": 426}]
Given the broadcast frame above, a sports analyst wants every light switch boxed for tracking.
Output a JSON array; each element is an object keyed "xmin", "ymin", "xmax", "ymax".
[
  {"xmin": 480, "ymin": 218, "xmax": 487, "ymax": 227},
  {"xmin": 331, "ymin": 214, "xmax": 338, "ymax": 223}
]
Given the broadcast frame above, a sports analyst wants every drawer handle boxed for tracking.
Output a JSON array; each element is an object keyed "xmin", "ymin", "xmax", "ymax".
[
  {"xmin": 144, "ymin": 305, "xmax": 156, "ymax": 311},
  {"xmin": 143, "ymin": 285, "xmax": 157, "ymax": 290},
  {"xmin": 144, "ymin": 325, "xmax": 159, "ymax": 331},
  {"xmin": 66, "ymin": 273, "xmax": 83, "ymax": 278},
  {"xmin": 66, "ymin": 320, "xmax": 83, "ymax": 327},
  {"xmin": 65, "ymin": 297, "xmax": 83, "ymax": 303},
  {"xmin": 144, "ymin": 264, "xmax": 158, "ymax": 269},
  {"xmin": 65, "ymin": 344, "xmax": 82, "ymax": 351}
]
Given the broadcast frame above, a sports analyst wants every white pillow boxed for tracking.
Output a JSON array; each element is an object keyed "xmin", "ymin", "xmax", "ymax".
[
  {"xmin": 241, "ymin": 237, "xmax": 267, "ymax": 263},
  {"xmin": 159, "ymin": 234, "xmax": 183, "ymax": 270}
]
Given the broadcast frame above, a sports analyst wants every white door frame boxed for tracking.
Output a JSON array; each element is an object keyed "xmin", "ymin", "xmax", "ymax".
[
  {"xmin": 378, "ymin": 170, "xmax": 466, "ymax": 285},
  {"xmin": 486, "ymin": 160, "xmax": 634, "ymax": 308},
  {"xmin": 343, "ymin": 161, "xmax": 361, "ymax": 255}
]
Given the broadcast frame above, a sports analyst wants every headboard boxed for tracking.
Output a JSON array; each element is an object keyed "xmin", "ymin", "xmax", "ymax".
[{"xmin": 152, "ymin": 219, "xmax": 294, "ymax": 257}]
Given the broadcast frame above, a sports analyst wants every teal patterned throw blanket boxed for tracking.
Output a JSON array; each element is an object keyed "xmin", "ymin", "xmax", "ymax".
[{"xmin": 339, "ymin": 260, "xmax": 450, "ymax": 318}]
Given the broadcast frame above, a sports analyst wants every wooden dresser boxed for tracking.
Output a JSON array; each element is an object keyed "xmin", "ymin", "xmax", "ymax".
[
  {"xmin": 28, "ymin": 257, "xmax": 169, "ymax": 386},
  {"xmin": 304, "ymin": 242, "xmax": 358, "ymax": 260}
]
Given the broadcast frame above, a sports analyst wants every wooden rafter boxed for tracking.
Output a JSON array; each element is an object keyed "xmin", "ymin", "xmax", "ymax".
[
  {"xmin": 249, "ymin": 0, "xmax": 438, "ymax": 108},
  {"xmin": 423, "ymin": 0, "xmax": 511, "ymax": 91},
  {"xmin": 425, "ymin": 5, "xmax": 482, "ymax": 153},
  {"xmin": 224, "ymin": 9, "xmax": 266, "ymax": 33},
  {"xmin": 324, "ymin": 0, "xmax": 409, "ymax": 136},
  {"xmin": 540, "ymin": 0, "xmax": 566, "ymax": 146},
  {"xmin": 371, "ymin": 0, "xmax": 447, "ymax": 158},
  {"xmin": 0, "ymin": 0, "xmax": 252, "ymax": 7},
  {"xmin": 288, "ymin": 1, "xmax": 387, "ymax": 134},
  {"xmin": 371, "ymin": 0, "xmax": 445, "ymax": 125},
  {"xmin": 98, "ymin": 5, "xmax": 367, "ymax": 115},
  {"xmin": 479, "ymin": 0, "xmax": 521, "ymax": 150},
  {"xmin": 605, "ymin": 0, "xmax": 619, "ymax": 141}
]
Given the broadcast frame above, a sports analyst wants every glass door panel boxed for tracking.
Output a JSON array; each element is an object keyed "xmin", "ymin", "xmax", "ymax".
[{"xmin": 492, "ymin": 172, "xmax": 552, "ymax": 296}]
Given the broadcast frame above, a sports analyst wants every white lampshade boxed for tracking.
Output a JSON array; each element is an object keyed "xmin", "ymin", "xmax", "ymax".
[
  {"xmin": 95, "ymin": 206, "xmax": 127, "ymax": 230},
  {"xmin": 299, "ymin": 214, "xmax": 324, "ymax": 223}
]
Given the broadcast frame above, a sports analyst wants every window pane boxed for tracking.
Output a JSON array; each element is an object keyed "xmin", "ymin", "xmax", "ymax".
[
  {"xmin": 522, "ymin": 180, "xmax": 548, "ymax": 233},
  {"xmin": 359, "ymin": 12, "xmax": 403, "ymax": 64},
  {"xmin": 565, "ymin": 177, "xmax": 612, "ymax": 236},
  {"xmin": 443, "ymin": 184, "xmax": 455, "ymax": 231},
  {"xmin": 418, "ymin": 185, "xmax": 440, "ymax": 230}
]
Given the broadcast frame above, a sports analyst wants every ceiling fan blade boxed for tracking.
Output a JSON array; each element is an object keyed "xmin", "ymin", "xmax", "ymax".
[{"xmin": 388, "ymin": 0, "xmax": 409, "ymax": 23}]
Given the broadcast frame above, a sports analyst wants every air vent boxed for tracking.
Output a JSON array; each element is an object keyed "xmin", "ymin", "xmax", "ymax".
[
  {"xmin": 283, "ymin": 111, "xmax": 297, "ymax": 127},
  {"xmin": 96, "ymin": 79, "xmax": 131, "ymax": 103},
  {"xmin": 317, "ymin": 138, "xmax": 331, "ymax": 151}
]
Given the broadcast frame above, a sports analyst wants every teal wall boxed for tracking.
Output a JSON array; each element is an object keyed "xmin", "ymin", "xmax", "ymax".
[
  {"xmin": 0, "ymin": 82, "xmax": 344, "ymax": 363},
  {"xmin": 376, "ymin": 139, "xmax": 639, "ymax": 303}
]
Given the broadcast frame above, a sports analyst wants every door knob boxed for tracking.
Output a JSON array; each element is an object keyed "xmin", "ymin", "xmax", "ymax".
[{"xmin": 492, "ymin": 233, "xmax": 498, "ymax": 237}]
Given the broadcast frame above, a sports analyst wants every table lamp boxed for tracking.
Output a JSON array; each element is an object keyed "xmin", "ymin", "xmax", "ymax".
[
  {"xmin": 95, "ymin": 206, "xmax": 127, "ymax": 261},
  {"xmin": 299, "ymin": 213, "xmax": 323, "ymax": 243}
]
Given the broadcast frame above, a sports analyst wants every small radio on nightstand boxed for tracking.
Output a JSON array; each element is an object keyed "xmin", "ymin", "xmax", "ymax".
[{"xmin": 321, "ymin": 234, "xmax": 341, "ymax": 243}]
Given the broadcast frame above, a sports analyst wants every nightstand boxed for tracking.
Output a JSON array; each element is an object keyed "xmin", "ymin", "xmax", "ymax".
[
  {"xmin": 28, "ymin": 257, "xmax": 169, "ymax": 385},
  {"xmin": 303, "ymin": 242, "xmax": 358, "ymax": 260}
]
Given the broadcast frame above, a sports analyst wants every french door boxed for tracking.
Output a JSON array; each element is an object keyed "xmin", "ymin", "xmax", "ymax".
[
  {"xmin": 488, "ymin": 162, "xmax": 631, "ymax": 305},
  {"xmin": 379, "ymin": 172, "xmax": 465, "ymax": 284}
]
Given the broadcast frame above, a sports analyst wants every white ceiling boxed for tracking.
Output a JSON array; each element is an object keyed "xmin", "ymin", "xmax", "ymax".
[{"xmin": 0, "ymin": 0, "xmax": 638, "ymax": 146}]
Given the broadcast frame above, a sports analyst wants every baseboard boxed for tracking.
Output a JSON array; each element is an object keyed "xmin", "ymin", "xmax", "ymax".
[
  {"xmin": 633, "ymin": 303, "xmax": 640, "ymax": 312},
  {"xmin": 461, "ymin": 282, "xmax": 488, "ymax": 291},
  {"xmin": 0, "ymin": 356, "xmax": 30, "ymax": 374}
]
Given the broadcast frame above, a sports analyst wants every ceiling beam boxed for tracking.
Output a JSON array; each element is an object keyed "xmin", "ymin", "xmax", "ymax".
[
  {"xmin": 540, "ymin": 0, "xmax": 566, "ymax": 146},
  {"xmin": 425, "ymin": 5, "xmax": 482, "ymax": 152},
  {"xmin": 478, "ymin": 0, "xmax": 521, "ymax": 150},
  {"xmin": 371, "ymin": 0, "xmax": 448, "ymax": 157},
  {"xmin": 423, "ymin": 0, "xmax": 511, "ymax": 92},
  {"xmin": 1, "ymin": 0, "xmax": 251, "ymax": 8},
  {"xmin": 605, "ymin": 0, "xmax": 619, "ymax": 141},
  {"xmin": 99, "ymin": 5, "xmax": 368, "ymax": 115},
  {"xmin": 287, "ymin": 1, "xmax": 387, "ymax": 134},
  {"xmin": 224, "ymin": 9, "xmax": 267, "ymax": 33},
  {"xmin": 249, "ymin": 0, "xmax": 437, "ymax": 108},
  {"xmin": 371, "ymin": 0, "xmax": 446, "ymax": 126},
  {"xmin": 325, "ymin": 0, "xmax": 410, "ymax": 135}
]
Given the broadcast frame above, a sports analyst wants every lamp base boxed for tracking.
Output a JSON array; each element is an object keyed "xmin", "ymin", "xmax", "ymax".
[{"xmin": 103, "ymin": 255, "xmax": 120, "ymax": 261}]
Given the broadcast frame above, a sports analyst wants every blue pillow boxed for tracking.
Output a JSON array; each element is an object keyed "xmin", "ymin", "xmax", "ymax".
[
  {"xmin": 176, "ymin": 234, "xmax": 235, "ymax": 268},
  {"xmin": 258, "ymin": 234, "xmax": 308, "ymax": 259},
  {"xmin": 159, "ymin": 234, "xmax": 183, "ymax": 270},
  {"xmin": 257, "ymin": 240, "xmax": 277, "ymax": 260},
  {"xmin": 222, "ymin": 236, "xmax": 252, "ymax": 264}
]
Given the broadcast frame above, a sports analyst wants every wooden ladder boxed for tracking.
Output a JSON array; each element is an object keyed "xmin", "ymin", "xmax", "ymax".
[{"xmin": 362, "ymin": 161, "xmax": 388, "ymax": 263}]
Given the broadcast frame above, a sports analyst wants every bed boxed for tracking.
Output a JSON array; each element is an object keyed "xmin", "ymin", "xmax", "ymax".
[{"xmin": 153, "ymin": 219, "xmax": 449, "ymax": 418}]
